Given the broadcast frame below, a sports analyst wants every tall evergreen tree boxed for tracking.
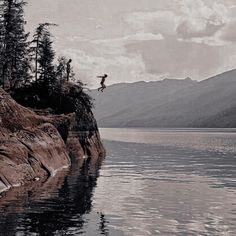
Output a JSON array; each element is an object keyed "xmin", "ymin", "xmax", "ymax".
[
  {"xmin": 0, "ymin": 0, "xmax": 31, "ymax": 89},
  {"xmin": 32, "ymin": 23, "xmax": 56, "ymax": 82},
  {"xmin": 0, "ymin": 2, "xmax": 4, "ymax": 56},
  {"xmin": 56, "ymin": 56, "xmax": 67, "ymax": 83},
  {"xmin": 37, "ymin": 33, "xmax": 55, "ymax": 86}
]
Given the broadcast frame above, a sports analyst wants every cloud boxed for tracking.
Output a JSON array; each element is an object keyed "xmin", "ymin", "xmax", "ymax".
[
  {"xmin": 220, "ymin": 20, "xmax": 236, "ymax": 42},
  {"xmin": 125, "ymin": 0, "xmax": 234, "ymax": 46},
  {"xmin": 126, "ymin": 32, "xmax": 164, "ymax": 41},
  {"xmin": 91, "ymin": 33, "xmax": 164, "ymax": 44},
  {"xmin": 126, "ymin": 38, "xmax": 236, "ymax": 80},
  {"xmin": 125, "ymin": 10, "xmax": 180, "ymax": 36},
  {"xmin": 177, "ymin": 36, "xmax": 225, "ymax": 47},
  {"xmin": 59, "ymin": 46, "xmax": 158, "ymax": 87},
  {"xmin": 177, "ymin": 0, "xmax": 229, "ymax": 39}
]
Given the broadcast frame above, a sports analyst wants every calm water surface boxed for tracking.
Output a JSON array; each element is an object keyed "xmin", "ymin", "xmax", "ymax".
[{"xmin": 1, "ymin": 128, "xmax": 236, "ymax": 236}]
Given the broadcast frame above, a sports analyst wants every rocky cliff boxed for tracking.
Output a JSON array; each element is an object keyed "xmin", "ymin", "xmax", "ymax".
[{"xmin": 0, "ymin": 84, "xmax": 105, "ymax": 193}]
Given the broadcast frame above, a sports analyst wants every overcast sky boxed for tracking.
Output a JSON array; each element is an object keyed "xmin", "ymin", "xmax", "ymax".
[{"xmin": 25, "ymin": 0, "xmax": 236, "ymax": 87}]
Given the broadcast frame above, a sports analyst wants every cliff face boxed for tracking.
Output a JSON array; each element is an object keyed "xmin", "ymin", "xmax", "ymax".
[
  {"xmin": 0, "ymin": 88, "xmax": 70, "ymax": 193},
  {"xmin": 0, "ymin": 85, "xmax": 105, "ymax": 193},
  {"xmin": 29, "ymin": 82, "xmax": 106, "ymax": 161}
]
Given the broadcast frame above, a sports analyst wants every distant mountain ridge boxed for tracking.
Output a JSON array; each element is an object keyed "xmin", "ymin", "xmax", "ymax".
[{"xmin": 91, "ymin": 69, "xmax": 236, "ymax": 128}]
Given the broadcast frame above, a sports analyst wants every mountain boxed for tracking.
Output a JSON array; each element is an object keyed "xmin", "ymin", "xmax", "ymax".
[{"xmin": 91, "ymin": 69, "xmax": 236, "ymax": 128}]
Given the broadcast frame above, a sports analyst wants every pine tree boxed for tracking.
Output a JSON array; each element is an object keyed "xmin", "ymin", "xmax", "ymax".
[
  {"xmin": 32, "ymin": 23, "xmax": 56, "ymax": 82},
  {"xmin": 0, "ymin": 2, "xmax": 5, "ymax": 59},
  {"xmin": 0, "ymin": 0, "xmax": 31, "ymax": 90},
  {"xmin": 37, "ymin": 33, "xmax": 55, "ymax": 87},
  {"xmin": 56, "ymin": 56, "xmax": 67, "ymax": 83}
]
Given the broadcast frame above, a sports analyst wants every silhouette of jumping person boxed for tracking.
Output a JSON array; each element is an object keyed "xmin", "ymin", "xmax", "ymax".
[
  {"xmin": 66, "ymin": 59, "xmax": 72, "ymax": 81},
  {"xmin": 97, "ymin": 74, "xmax": 108, "ymax": 92}
]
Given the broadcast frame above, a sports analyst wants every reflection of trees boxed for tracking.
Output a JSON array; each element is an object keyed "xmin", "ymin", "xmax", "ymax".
[
  {"xmin": 99, "ymin": 213, "xmax": 109, "ymax": 236},
  {"xmin": 0, "ymin": 156, "xmax": 107, "ymax": 235}
]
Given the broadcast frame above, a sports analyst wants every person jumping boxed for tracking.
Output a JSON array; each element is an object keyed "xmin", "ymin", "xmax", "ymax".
[{"xmin": 97, "ymin": 74, "xmax": 108, "ymax": 92}]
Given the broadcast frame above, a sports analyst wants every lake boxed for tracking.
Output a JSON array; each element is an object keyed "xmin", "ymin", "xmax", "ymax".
[{"xmin": 1, "ymin": 128, "xmax": 236, "ymax": 235}]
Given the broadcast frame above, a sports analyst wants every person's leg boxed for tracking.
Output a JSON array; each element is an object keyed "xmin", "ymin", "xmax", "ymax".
[
  {"xmin": 99, "ymin": 83, "xmax": 103, "ymax": 91},
  {"xmin": 98, "ymin": 83, "xmax": 103, "ymax": 91},
  {"xmin": 101, "ymin": 84, "xmax": 106, "ymax": 92}
]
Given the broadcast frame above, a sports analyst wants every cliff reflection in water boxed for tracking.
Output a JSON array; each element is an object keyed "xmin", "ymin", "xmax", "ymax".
[{"xmin": 0, "ymin": 156, "xmax": 106, "ymax": 235}]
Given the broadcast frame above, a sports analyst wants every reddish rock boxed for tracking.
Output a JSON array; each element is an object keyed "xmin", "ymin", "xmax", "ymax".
[
  {"xmin": 0, "ymin": 88, "xmax": 70, "ymax": 193},
  {"xmin": 66, "ymin": 131, "xmax": 106, "ymax": 161},
  {"xmin": 0, "ymin": 86, "xmax": 106, "ymax": 193}
]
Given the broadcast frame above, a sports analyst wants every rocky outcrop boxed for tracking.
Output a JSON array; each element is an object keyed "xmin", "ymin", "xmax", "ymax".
[
  {"xmin": 66, "ymin": 130, "xmax": 105, "ymax": 161},
  {"xmin": 27, "ymin": 82, "xmax": 106, "ymax": 160},
  {"xmin": 0, "ymin": 86, "xmax": 105, "ymax": 193}
]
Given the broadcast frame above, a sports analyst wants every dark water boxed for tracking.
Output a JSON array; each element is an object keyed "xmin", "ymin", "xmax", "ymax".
[{"xmin": 1, "ymin": 128, "xmax": 236, "ymax": 235}]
